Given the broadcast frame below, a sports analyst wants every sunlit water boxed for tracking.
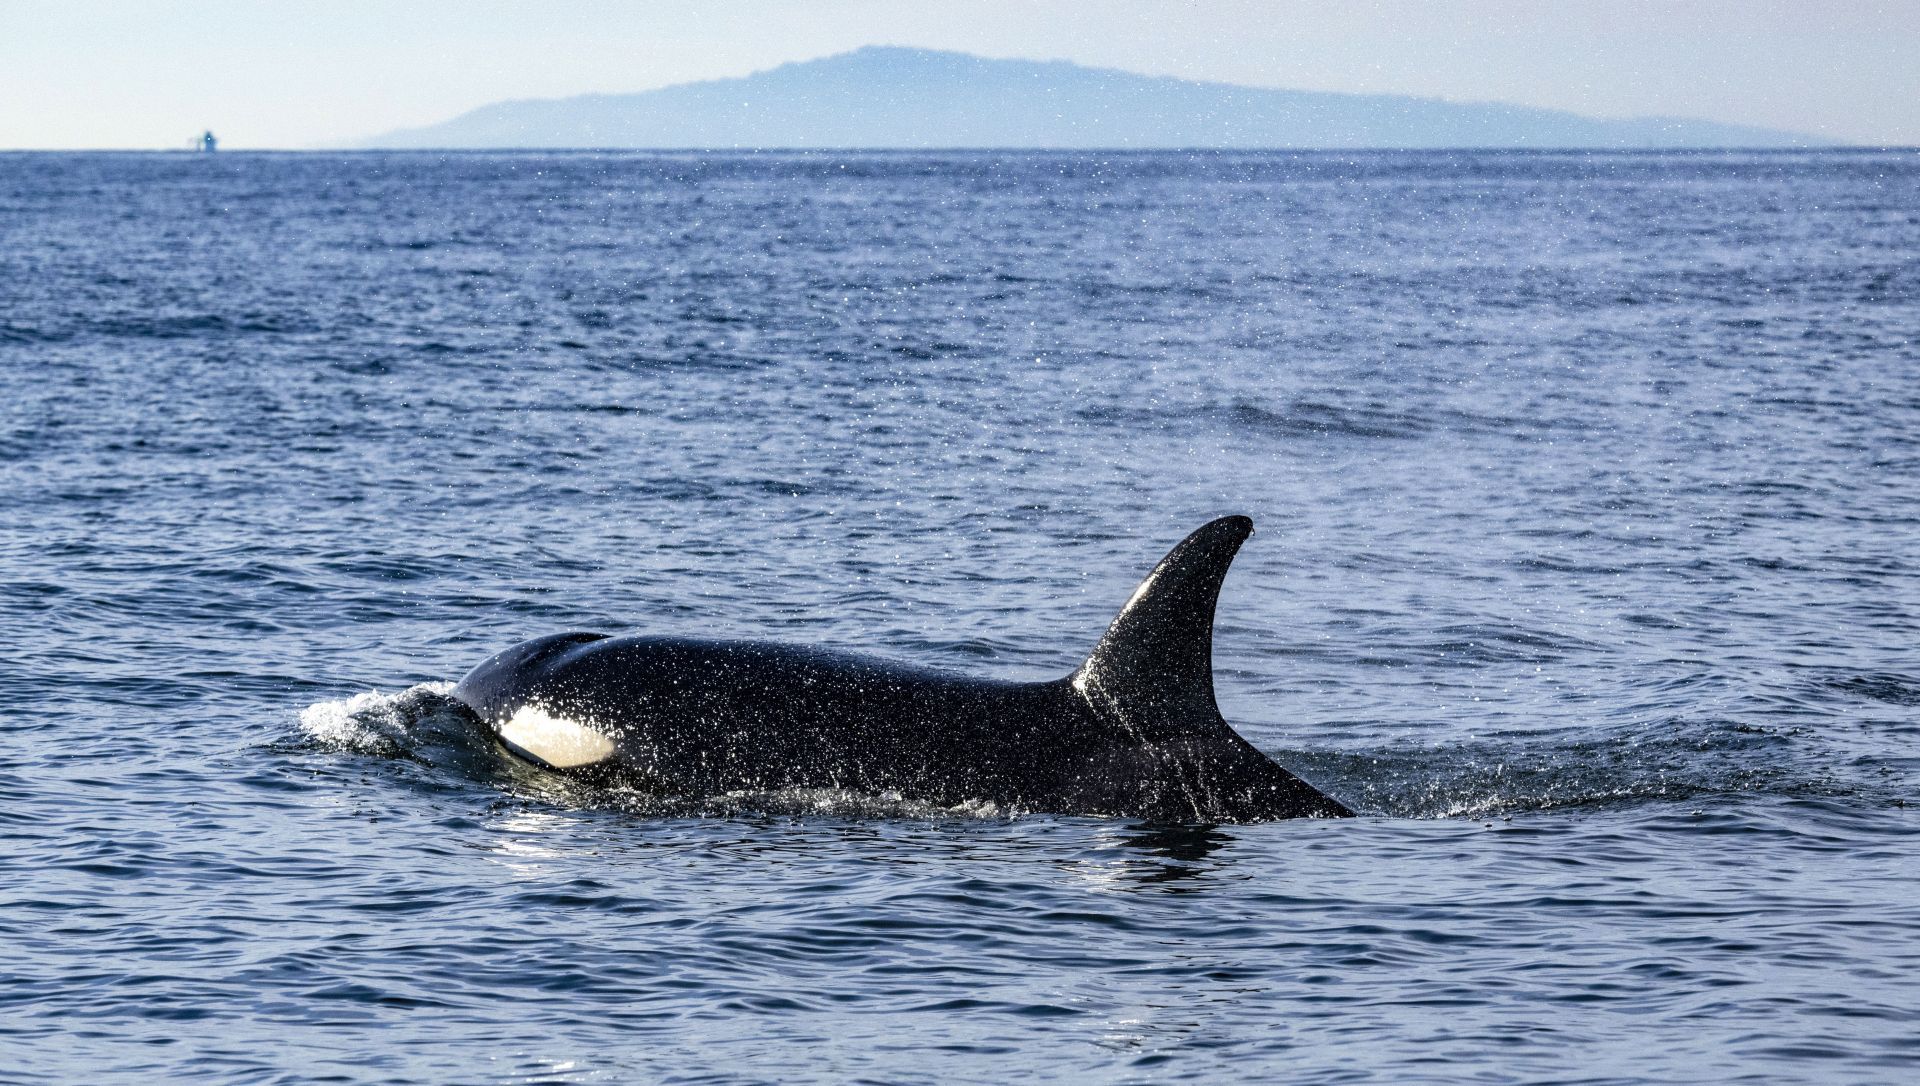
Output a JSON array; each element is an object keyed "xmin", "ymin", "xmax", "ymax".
[{"xmin": 4, "ymin": 150, "xmax": 1917, "ymax": 1083}]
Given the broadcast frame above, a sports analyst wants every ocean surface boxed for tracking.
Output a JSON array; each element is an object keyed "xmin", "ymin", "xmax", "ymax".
[{"xmin": 3, "ymin": 149, "xmax": 1917, "ymax": 1084}]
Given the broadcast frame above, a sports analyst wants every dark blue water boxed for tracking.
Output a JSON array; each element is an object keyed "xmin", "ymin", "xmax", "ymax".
[{"xmin": 4, "ymin": 150, "xmax": 1918, "ymax": 1083}]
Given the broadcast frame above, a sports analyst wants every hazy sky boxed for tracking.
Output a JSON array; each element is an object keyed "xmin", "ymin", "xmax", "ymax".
[{"xmin": 2, "ymin": 0, "xmax": 1914, "ymax": 149}]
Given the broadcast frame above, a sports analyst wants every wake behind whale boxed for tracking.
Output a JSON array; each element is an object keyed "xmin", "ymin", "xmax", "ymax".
[{"xmin": 451, "ymin": 517, "xmax": 1352, "ymax": 822}]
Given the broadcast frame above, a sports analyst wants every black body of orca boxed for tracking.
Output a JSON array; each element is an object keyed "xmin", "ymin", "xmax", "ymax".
[{"xmin": 452, "ymin": 516, "xmax": 1352, "ymax": 822}]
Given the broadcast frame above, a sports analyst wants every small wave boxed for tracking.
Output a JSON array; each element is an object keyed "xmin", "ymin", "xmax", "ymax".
[
  {"xmin": 1226, "ymin": 399, "xmax": 1427, "ymax": 441},
  {"xmin": 1077, "ymin": 397, "xmax": 1592, "ymax": 445},
  {"xmin": 0, "ymin": 321, "xmax": 67, "ymax": 344},
  {"xmin": 90, "ymin": 314, "xmax": 235, "ymax": 339},
  {"xmin": 1820, "ymin": 673, "xmax": 1920, "ymax": 707},
  {"xmin": 1293, "ymin": 716, "xmax": 1834, "ymax": 820},
  {"xmin": 1419, "ymin": 622, "xmax": 1603, "ymax": 665}
]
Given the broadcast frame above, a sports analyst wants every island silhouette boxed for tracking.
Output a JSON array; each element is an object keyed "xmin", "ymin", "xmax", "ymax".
[{"xmin": 360, "ymin": 45, "xmax": 1823, "ymax": 150}]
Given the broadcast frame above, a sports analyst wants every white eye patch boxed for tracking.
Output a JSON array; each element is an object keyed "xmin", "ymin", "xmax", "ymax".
[{"xmin": 497, "ymin": 704, "xmax": 615, "ymax": 769}]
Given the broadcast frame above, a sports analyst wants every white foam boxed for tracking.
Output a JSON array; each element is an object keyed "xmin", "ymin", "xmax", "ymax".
[{"xmin": 299, "ymin": 681, "xmax": 454, "ymax": 754}]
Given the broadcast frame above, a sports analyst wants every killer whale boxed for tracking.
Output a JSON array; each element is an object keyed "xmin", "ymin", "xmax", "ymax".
[{"xmin": 452, "ymin": 516, "xmax": 1352, "ymax": 822}]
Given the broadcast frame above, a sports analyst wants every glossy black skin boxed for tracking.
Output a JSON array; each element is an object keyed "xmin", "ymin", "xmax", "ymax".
[{"xmin": 453, "ymin": 517, "xmax": 1352, "ymax": 822}]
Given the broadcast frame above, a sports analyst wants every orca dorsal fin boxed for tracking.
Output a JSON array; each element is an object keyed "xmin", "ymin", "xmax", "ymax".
[{"xmin": 1070, "ymin": 516, "xmax": 1253, "ymax": 739}]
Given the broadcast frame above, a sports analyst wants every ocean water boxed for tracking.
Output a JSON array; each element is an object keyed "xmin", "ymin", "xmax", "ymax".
[{"xmin": 3, "ymin": 149, "xmax": 1917, "ymax": 1083}]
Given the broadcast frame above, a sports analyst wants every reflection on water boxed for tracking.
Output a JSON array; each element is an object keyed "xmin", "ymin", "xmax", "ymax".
[
  {"xmin": 1110, "ymin": 823, "xmax": 1234, "ymax": 888},
  {"xmin": 488, "ymin": 808, "xmax": 585, "ymax": 871}
]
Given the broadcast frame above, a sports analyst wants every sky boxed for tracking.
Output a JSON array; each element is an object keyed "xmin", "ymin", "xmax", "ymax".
[{"xmin": 2, "ymin": 0, "xmax": 1915, "ymax": 149}]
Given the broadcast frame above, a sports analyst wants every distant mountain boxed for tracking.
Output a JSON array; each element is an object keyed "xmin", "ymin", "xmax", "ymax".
[{"xmin": 359, "ymin": 46, "xmax": 1826, "ymax": 150}]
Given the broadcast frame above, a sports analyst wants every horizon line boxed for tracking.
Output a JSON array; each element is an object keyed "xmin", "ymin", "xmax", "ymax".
[{"xmin": 4, "ymin": 144, "xmax": 1908, "ymax": 155}]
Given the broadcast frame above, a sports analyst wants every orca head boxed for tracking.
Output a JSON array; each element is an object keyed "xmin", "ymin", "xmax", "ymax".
[{"xmin": 452, "ymin": 632, "xmax": 616, "ymax": 768}]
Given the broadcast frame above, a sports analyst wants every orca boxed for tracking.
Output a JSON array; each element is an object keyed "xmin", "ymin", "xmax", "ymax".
[{"xmin": 452, "ymin": 516, "xmax": 1352, "ymax": 822}]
